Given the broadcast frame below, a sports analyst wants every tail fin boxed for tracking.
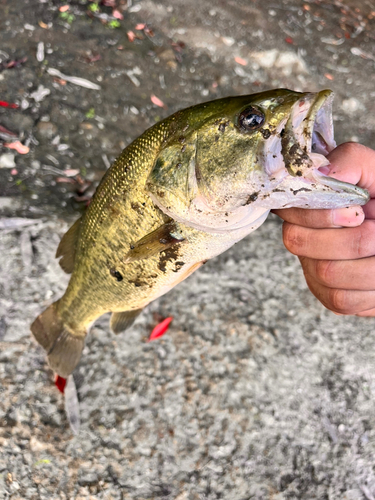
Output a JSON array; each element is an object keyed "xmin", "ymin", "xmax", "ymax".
[{"xmin": 30, "ymin": 301, "xmax": 86, "ymax": 378}]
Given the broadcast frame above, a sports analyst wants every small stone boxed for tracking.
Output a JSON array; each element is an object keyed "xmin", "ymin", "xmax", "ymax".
[
  {"xmin": 36, "ymin": 42, "xmax": 45, "ymax": 62},
  {"xmin": 341, "ymin": 97, "xmax": 364, "ymax": 114},
  {"xmin": 3, "ymin": 114, "xmax": 33, "ymax": 132},
  {"xmin": 159, "ymin": 49, "xmax": 177, "ymax": 69},
  {"xmin": 29, "ymin": 437, "xmax": 49, "ymax": 452},
  {"xmin": 21, "ymin": 98, "xmax": 29, "ymax": 110},
  {"xmin": 4, "ymin": 409, "xmax": 17, "ymax": 426},
  {"xmin": 78, "ymin": 472, "xmax": 98, "ymax": 486},
  {"xmin": 31, "ymin": 160, "xmax": 41, "ymax": 169},
  {"xmin": 30, "ymin": 85, "xmax": 50, "ymax": 102},
  {"xmin": 222, "ymin": 36, "xmax": 235, "ymax": 46},
  {"xmin": 250, "ymin": 49, "xmax": 308, "ymax": 75},
  {"xmin": 137, "ymin": 445, "xmax": 152, "ymax": 456},
  {"xmin": 0, "ymin": 154, "xmax": 16, "ymax": 169},
  {"xmin": 10, "ymin": 481, "xmax": 20, "ymax": 491},
  {"xmin": 36, "ymin": 121, "xmax": 57, "ymax": 139}
]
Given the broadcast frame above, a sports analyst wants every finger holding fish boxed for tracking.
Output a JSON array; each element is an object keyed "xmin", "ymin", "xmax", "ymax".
[
  {"xmin": 282, "ymin": 220, "xmax": 375, "ymax": 260},
  {"xmin": 302, "ymin": 269, "xmax": 375, "ymax": 315},
  {"xmin": 273, "ymin": 205, "xmax": 365, "ymax": 228},
  {"xmin": 275, "ymin": 141, "xmax": 375, "ymax": 315}
]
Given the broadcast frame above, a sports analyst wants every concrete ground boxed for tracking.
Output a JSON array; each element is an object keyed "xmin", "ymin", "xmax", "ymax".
[{"xmin": 1, "ymin": 0, "xmax": 375, "ymax": 498}]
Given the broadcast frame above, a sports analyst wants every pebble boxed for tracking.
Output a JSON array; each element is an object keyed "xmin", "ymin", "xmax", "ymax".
[
  {"xmin": 0, "ymin": 153, "xmax": 16, "ymax": 169},
  {"xmin": 36, "ymin": 121, "xmax": 57, "ymax": 139},
  {"xmin": 30, "ymin": 85, "xmax": 51, "ymax": 102},
  {"xmin": 78, "ymin": 472, "xmax": 99, "ymax": 486},
  {"xmin": 29, "ymin": 437, "xmax": 49, "ymax": 452},
  {"xmin": 341, "ymin": 97, "xmax": 365, "ymax": 114}
]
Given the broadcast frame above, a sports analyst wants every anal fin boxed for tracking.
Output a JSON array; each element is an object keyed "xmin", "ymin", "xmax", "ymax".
[
  {"xmin": 123, "ymin": 222, "xmax": 185, "ymax": 263},
  {"xmin": 110, "ymin": 308, "xmax": 143, "ymax": 334},
  {"xmin": 56, "ymin": 217, "xmax": 82, "ymax": 274}
]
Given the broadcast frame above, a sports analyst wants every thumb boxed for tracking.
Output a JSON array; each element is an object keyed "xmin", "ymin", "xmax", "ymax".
[{"xmin": 324, "ymin": 142, "xmax": 375, "ymax": 197}]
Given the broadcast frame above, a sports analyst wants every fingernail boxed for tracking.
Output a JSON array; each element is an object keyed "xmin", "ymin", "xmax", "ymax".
[
  {"xmin": 318, "ymin": 166, "xmax": 331, "ymax": 175},
  {"xmin": 332, "ymin": 206, "xmax": 364, "ymax": 227}
]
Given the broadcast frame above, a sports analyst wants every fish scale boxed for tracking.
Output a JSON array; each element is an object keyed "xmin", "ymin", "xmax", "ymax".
[
  {"xmin": 31, "ymin": 89, "xmax": 369, "ymax": 378},
  {"xmin": 55, "ymin": 117, "xmax": 192, "ymax": 329},
  {"xmin": 79, "ymin": 122, "xmax": 170, "ymax": 250}
]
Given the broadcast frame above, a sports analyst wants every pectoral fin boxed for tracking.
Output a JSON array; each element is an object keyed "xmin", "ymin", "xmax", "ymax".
[
  {"xmin": 123, "ymin": 222, "xmax": 185, "ymax": 263},
  {"xmin": 110, "ymin": 308, "xmax": 143, "ymax": 334}
]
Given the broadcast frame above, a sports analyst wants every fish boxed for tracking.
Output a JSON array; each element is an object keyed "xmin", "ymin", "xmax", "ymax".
[{"xmin": 30, "ymin": 89, "xmax": 369, "ymax": 377}]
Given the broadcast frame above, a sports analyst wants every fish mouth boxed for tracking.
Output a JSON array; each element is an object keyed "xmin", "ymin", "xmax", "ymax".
[
  {"xmin": 281, "ymin": 89, "xmax": 336, "ymax": 176},
  {"xmin": 299, "ymin": 89, "xmax": 336, "ymax": 158},
  {"xmin": 264, "ymin": 89, "xmax": 369, "ymax": 208}
]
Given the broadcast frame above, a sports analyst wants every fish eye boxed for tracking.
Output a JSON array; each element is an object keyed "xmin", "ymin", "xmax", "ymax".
[{"xmin": 237, "ymin": 106, "xmax": 265, "ymax": 132}]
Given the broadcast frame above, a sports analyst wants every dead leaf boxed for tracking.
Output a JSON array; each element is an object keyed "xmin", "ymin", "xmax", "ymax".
[
  {"xmin": 64, "ymin": 169, "xmax": 80, "ymax": 177},
  {"xmin": 113, "ymin": 9, "xmax": 123, "ymax": 20},
  {"xmin": 234, "ymin": 56, "xmax": 247, "ymax": 66},
  {"xmin": 127, "ymin": 31, "xmax": 136, "ymax": 42},
  {"xmin": 56, "ymin": 177, "xmax": 76, "ymax": 184},
  {"xmin": 4, "ymin": 141, "xmax": 30, "ymax": 154},
  {"xmin": 151, "ymin": 94, "xmax": 166, "ymax": 108},
  {"xmin": 54, "ymin": 78, "xmax": 67, "ymax": 85}
]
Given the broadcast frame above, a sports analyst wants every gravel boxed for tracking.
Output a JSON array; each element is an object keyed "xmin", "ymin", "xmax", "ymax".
[
  {"xmin": 1, "ymin": 216, "xmax": 375, "ymax": 499},
  {"xmin": 1, "ymin": 0, "xmax": 375, "ymax": 498}
]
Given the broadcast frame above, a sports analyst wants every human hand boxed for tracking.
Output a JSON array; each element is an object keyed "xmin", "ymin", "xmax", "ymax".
[{"xmin": 273, "ymin": 142, "xmax": 375, "ymax": 316}]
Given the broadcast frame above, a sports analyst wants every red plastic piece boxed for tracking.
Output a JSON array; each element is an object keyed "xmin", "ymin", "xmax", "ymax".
[
  {"xmin": 0, "ymin": 101, "xmax": 19, "ymax": 109},
  {"xmin": 148, "ymin": 317, "xmax": 173, "ymax": 342},
  {"xmin": 55, "ymin": 375, "xmax": 67, "ymax": 393}
]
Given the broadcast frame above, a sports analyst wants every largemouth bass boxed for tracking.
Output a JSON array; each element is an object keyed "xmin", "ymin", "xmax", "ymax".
[{"xmin": 31, "ymin": 89, "xmax": 369, "ymax": 377}]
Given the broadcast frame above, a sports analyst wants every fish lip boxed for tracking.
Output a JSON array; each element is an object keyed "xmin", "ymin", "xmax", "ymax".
[
  {"xmin": 282, "ymin": 90, "xmax": 336, "ymax": 177},
  {"xmin": 311, "ymin": 169, "xmax": 370, "ymax": 204},
  {"xmin": 302, "ymin": 89, "xmax": 336, "ymax": 156}
]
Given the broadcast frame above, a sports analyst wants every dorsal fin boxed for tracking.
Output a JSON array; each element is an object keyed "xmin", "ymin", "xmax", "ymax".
[
  {"xmin": 56, "ymin": 218, "xmax": 81, "ymax": 274},
  {"xmin": 110, "ymin": 308, "xmax": 143, "ymax": 334}
]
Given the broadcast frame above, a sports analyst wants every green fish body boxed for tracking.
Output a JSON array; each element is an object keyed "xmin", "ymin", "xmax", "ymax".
[{"xmin": 31, "ymin": 89, "xmax": 369, "ymax": 377}]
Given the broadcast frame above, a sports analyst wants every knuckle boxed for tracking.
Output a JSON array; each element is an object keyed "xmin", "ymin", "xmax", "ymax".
[
  {"xmin": 315, "ymin": 260, "xmax": 336, "ymax": 286},
  {"xmin": 328, "ymin": 288, "xmax": 351, "ymax": 314},
  {"xmin": 352, "ymin": 221, "xmax": 375, "ymax": 259},
  {"xmin": 353, "ymin": 226, "xmax": 364, "ymax": 258},
  {"xmin": 282, "ymin": 223, "xmax": 306, "ymax": 254},
  {"xmin": 337, "ymin": 141, "xmax": 363, "ymax": 158},
  {"xmin": 299, "ymin": 210, "xmax": 312, "ymax": 227}
]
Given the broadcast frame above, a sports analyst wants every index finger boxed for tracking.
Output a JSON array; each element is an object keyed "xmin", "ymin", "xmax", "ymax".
[
  {"xmin": 273, "ymin": 142, "xmax": 375, "ymax": 228},
  {"xmin": 273, "ymin": 205, "xmax": 364, "ymax": 228}
]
